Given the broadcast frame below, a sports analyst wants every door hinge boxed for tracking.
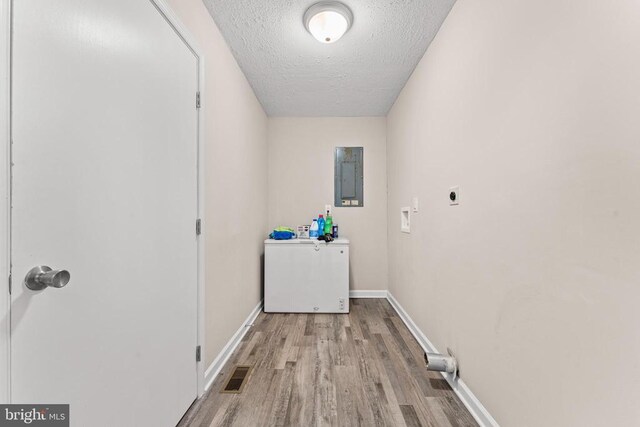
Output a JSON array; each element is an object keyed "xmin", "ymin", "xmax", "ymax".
[
  {"xmin": 196, "ymin": 218, "xmax": 202, "ymax": 236},
  {"xmin": 196, "ymin": 345, "xmax": 201, "ymax": 362},
  {"xmin": 196, "ymin": 91, "xmax": 201, "ymax": 109},
  {"xmin": 8, "ymin": 274, "xmax": 11, "ymax": 295}
]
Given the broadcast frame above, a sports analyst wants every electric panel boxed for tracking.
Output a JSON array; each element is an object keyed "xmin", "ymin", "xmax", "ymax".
[{"xmin": 334, "ymin": 147, "xmax": 363, "ymax": 207}]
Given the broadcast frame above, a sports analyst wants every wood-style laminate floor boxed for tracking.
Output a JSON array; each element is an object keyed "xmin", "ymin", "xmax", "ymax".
[{"xmin": 178, "ymin": 299, "xmax": 478, "ymax": 427}]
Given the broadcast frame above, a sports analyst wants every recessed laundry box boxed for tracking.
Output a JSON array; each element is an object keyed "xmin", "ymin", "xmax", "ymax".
[{"xmin": 264, "ymin": 238, "xmax": 350, "ymax": 313}]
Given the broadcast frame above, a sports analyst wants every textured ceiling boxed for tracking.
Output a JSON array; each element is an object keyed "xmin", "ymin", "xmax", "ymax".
[{"xmin": 202, "ymin": 0, "xmax": 456, "ymax": 116}]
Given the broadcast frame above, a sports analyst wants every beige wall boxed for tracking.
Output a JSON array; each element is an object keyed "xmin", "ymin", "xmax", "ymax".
[
  {"xmin": 167, "ymin": 0, "xmax": 268, "ymax": 368},
  {"xmin": 268, "ymin": 118, "xmax": 388, "ymax": 291},
  {"xmin": 387, "ymin": 0, "xmax": 640, "ymax": 425}
]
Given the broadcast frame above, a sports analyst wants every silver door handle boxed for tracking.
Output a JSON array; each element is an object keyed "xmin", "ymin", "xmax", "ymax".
[{"xmin": 25, "ymin": 266, "xmax": 70, "ymax": 291}]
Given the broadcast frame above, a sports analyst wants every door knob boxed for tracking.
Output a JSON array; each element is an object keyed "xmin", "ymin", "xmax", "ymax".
[{"xmin": 24, "ymin": 266, "xmax": 70, "ymax": 291}]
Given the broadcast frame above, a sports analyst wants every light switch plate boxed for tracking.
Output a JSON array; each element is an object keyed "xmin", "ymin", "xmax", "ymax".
[{"xmin": 412, "ymin": 197, "xmax": 419, "ymax": 213}]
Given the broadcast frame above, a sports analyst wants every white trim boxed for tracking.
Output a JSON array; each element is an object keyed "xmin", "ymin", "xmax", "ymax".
[
  {"xmin": 148, "ymin": 0, "xmax": 206, "ymax": 398},
  {"xmin": 0, "ymin": 0, "xmax": 10, "ymax": 405},
  {"xmin": 149, "ymin": 0, "xmax": 202, "ymax": 58},
  {"xmin": 195, "ymin": 63, "xmax": 206, "ymax": 398},
  {"xmin": 349, "ymin": 290, "xmax": 388, "ymax": 299},
  {"xmin": 204, "ymin": 300, "xmax": 263, "ymax": 391},
  {"xmin": 386, "ymin": 292, "xmax": 499, "ymax": 427}
]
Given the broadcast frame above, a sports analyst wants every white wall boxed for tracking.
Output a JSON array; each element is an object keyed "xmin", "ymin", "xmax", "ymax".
[
  {"xmin": 387, "ymin": 0, "xmax": 640, "ymax": 425},
  {"xmin": 167, "ymin": 0, "xmax": 268, "ymax": 368},
  {"xmin": 268, "ymin": 118, "xmax": 388, "ymax": 291},
  {"xmin": 0, "ymin": 0, "xmax": 10, "ymax": 404}
]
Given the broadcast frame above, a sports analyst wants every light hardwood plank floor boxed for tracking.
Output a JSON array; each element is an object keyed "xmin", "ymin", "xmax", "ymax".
[{"xmin": 178, "ymin": 299, "xmax": 478, "ymax": 427}]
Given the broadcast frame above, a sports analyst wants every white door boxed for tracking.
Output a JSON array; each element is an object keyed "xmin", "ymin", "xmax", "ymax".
[{"xmin": 10, "ymin": 1, "xmax": 199, "ymax": 426}]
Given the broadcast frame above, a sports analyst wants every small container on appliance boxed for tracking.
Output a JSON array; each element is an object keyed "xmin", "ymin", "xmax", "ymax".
[{"xmin": 297, "ymin": 225, "xmax": 310, "ymax": 239}]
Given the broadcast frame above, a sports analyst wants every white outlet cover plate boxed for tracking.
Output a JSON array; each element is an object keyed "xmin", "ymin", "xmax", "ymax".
[{"xmin": 412, "ymin": 197, "xmax": 419, "ymax": 213}]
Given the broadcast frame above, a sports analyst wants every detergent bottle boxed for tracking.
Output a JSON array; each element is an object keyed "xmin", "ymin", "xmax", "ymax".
[
  {"xmin": 317, "ymin": 214, "xmax": 325, "ymax": 237},
  {"xmin": 324, "ymin": 214, "xmax": 333, "ymax": 236},
  {"xmin": 309, "ymin": 219, "xmax": 319, "ymax": 238}
]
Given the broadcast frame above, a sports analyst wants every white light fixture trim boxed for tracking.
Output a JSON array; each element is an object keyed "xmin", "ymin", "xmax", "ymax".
[{"xmin": 304, "ymin": 2, "xmax": 353, "ymax": 44}]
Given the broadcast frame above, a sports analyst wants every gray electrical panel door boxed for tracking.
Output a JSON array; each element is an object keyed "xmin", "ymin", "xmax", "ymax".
[{"xmin": 335, "ymin": 147, "xmax": 363, "ymax": 207}]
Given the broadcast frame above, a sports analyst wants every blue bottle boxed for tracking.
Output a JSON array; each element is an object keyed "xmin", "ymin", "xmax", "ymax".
[
  {"xmin": 309, "ymin": 219, "xmax": 320, "ymax": 238},
  {"xmin": 317, "ymin": 214, "xmax": 325, "ymax": 237}
]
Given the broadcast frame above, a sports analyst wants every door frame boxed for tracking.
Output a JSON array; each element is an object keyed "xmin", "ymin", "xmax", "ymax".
[
  {"xmin": 0, "ymin": 0, "xmax": 10, "ymax": 406},
  {"xmin": 150, "ymin": 0, "xmax": 206, "ymax": 399},
  {"xmin": 0, "ymin": 0, "xmax": 207, "ymax": 401}
]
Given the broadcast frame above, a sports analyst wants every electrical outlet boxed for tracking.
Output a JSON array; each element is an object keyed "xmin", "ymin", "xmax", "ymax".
[
  {"xmin": 449, "ymin": 186, "xmax": 460, "ymax": 206},
  {"xmin": 325, "ymin": 204, "xmax": 332, "ymax": 215}
]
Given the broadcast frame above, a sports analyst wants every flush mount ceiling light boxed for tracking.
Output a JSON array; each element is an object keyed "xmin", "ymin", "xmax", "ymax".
[{"xmin": 304, "ymin": 2, "xmax": 353, "ymax": 44}]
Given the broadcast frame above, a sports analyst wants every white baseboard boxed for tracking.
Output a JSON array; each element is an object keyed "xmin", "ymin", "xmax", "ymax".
[
  {"xmin": 386, "ymin": 292, "xmax": 499, "ymax": 427},
  {"xmin": 349, "ymin": 290, "xmax": 388, "ymax": 299},
  {"xmin": 203, "ymin": 300, "xmax": 263, "ymax": 391}
]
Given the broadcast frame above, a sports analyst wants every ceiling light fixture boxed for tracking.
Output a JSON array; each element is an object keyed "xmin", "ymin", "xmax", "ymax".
[{"xmin": 304, "ymin": 2, "xmax": 353, "ymax": 44}]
